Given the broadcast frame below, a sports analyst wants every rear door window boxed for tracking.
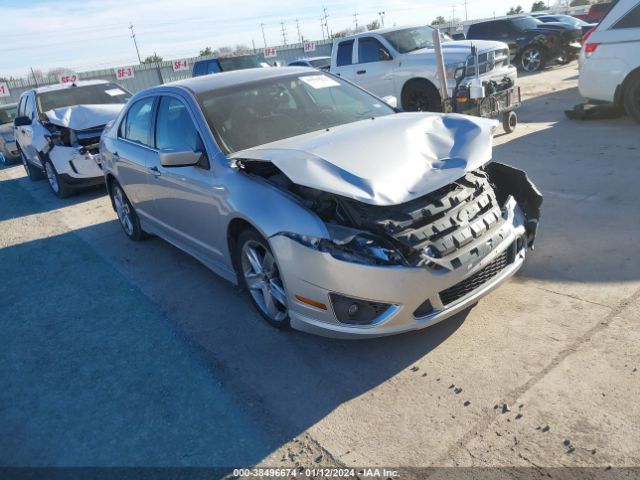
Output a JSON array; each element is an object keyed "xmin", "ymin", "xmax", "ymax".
[
  {"xmin": 336, "ymin": 40, "xmax": 354, "ymax": 66},
  {"xmin": 121, "ymin": 97, "xmax": 155, "ymax": 147},
  {"xmin": 613, "ymin": 3, "xmax": 640, "ymax": 28}
]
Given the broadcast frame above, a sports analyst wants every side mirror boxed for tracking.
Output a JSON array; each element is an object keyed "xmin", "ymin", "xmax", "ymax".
[
  {"xmin": 159, "ymin": 147, "xmax": 202, "ymax": 167},
  {"xmin": 14, "ymin": 116, "xmax": 32, "ymax": 127},
  {"xmin": 379, "ymin": 49, "xmax": 392, "ymax": 61},
  {"xmin": 382, "ymin": 95, "xmax": 398, "ymax": 108},
  {"xmin": 454, "ymin": 65, "xmax": 466, "ymax": 82}
]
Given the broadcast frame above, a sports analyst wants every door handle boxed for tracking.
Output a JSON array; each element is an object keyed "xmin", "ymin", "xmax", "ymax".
[
  {"xmin": 357, "ymin": 70, "xmax": 366, "ymax": 75},
  {"xmin": 149, "ymin": 165, "xmax": 161, "ymax": 177}
]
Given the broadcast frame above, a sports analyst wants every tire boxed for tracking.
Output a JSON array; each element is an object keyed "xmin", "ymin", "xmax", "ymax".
[
  {"xmin": 110, "ymin": 181, "xmax": 149, "ymax": 241},
  {"xmin": 0, "ymin": 153, "xmax": 7, "ymax": 166},
  {"xmin": 519, "ymin": 46, "xmax": 546, "ymax": 73},
  {"xmin": 502, "ymin": 111, "xmax": 517, "ymax": 134},
  {"xmin": 235, "ymin": 228, "xmax": 290, "ymax": 330},
  {"xmin": 20, "ymin": 149, "xmax": 45, "ymax": 181},
  {"xmin": 623, "ymin": 74, "xmax": 640, "ymax": 124},
  {"xmin": 401, "ymin": 80, "xmax": 442, "ymax": 112},
  {"xmin": 43, "ymin": 159, "xmax": 73, "ymax": 198},
  {"xmin": 555, "ymin": 48, "xmax": 572, "ymax": 65}
]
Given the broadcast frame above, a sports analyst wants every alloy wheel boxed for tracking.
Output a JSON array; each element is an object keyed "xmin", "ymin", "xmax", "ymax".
[
  {"xmin": 522, "ymin": 49, "xmax": 542, "ymax": 72},
  {"xmin": 241, "ymin": 240, "xmax": 287, "ymax": 322},
  {"xmin": 113, "ymin": 185, "xmax": 134, "ymax": 236},
  {"xmin": 44, "ymin": 162, "xmax": 59, "ymax": 193}
]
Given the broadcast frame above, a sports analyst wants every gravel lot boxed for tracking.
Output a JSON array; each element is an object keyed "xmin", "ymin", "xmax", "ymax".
[{"xmin": 1, "ymin": 64, "xmax": 639, "ymax": 474}]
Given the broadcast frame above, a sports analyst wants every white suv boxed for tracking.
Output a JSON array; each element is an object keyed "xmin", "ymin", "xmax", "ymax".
[
  {"xmin": 578, "ymin": 0, "xmax": 640, "ymax": 122},
  {"xmin": 14, "ymin": 80, "xmax": 131, "ymax": 197}
]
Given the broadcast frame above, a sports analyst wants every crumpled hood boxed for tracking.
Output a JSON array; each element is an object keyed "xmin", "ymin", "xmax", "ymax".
[
  {"xmin": 231, "ymin": 113, "xmax": 497, "ymax": 206},
  {"xmin": 45, "ymin": 104, "xmax": 125, "ymax": 131}
]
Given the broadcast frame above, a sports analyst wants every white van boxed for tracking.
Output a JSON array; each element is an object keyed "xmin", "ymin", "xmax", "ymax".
[{"xmin": 578, "ymin": 0, "xmax": 640, "ymax": 122}]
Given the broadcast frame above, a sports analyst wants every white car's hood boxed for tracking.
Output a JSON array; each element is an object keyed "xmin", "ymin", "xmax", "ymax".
[
  {"xmin": 231, "ymin": 113, "xmax": 497, "ymax": 206},
  {"xmin": 45, "ymin": 104, "xmax": 125, "ymax": 131}
]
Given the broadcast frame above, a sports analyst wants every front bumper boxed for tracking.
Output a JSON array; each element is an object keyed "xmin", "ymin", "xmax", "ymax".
[
  {"xmin": 1, "ymin": 141, "xmax": 20, "ymax": 160},
  {"xmin": 49, "ymin": 146, "xmax": 103, "ymax": 183},
  {"xmin": 271, "ymin": 197, "xmax": 529, "ymax": 339}
]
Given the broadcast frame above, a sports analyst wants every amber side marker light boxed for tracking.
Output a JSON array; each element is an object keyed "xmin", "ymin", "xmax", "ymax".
[{"xmin": 295, "ymin": 295, "xmax": 328, "ymax": 310}]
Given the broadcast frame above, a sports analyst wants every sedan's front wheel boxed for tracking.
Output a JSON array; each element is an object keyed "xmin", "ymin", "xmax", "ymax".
[{"xmin": 236, "ymin": 229, "xmax": 290, "ymax": 329}]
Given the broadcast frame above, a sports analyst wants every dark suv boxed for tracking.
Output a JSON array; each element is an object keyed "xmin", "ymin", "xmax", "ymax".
[
  {"xmin": 192, "ymin": 55, "xmax": 264, "ymax": 77},
  {"xmin": 467, "ymin": 16, "xmax": 583, "ymax": 72}
]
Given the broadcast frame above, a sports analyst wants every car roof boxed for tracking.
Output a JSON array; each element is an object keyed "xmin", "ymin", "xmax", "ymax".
[
  {"xmin": 334, "ymin": 24, "xmax": 434, "ymax": 40},
  {"xmin": 29, "ymin": 79, "xmax": 110, "ymax": 95},
  {"xmin": 154, "ymin": 67, "xmax": 316, "ymax": 95}
]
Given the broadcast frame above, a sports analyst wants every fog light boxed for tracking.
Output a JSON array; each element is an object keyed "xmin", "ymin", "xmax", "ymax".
[{"xmin": 329, "ymin": 293, "xmax": 391, "ymax": 325}]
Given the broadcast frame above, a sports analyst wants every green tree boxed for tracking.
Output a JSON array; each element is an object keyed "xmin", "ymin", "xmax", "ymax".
[
  {"xmin": 142, "ymin": 53, "xmax": 163, "ymax": 64},
  {"xmin": 366, "ymin": 19, "xmax": 380, "ymax": 30},
  {"xmin": 199, "ymin": 47, "xmax": 213, "ymax": 57},
  {"xmin": 531, "ymin": 1, "xmax": 547, "ymax": 11},
  {"xmin": 570, "ymin": 0, "xmax": 590, "ymax": 6},
  {"xmin": 507, "ymin": 5, "xmax": 525, "ymax": 14},
  {"xmin": 431, "ymin": 16, "xmax": 447, "ymax": 25}
]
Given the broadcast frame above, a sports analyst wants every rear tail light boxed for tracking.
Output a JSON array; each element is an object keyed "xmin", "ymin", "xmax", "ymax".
[{"xmin": 584, "ymin": 43, "xmax": 600, "ymax": 56}]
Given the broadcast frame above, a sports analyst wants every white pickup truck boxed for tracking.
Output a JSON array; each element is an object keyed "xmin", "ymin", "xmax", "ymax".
[{"xmin": 330, "ymin": 25, "xmax": 518, "ymax": 112}]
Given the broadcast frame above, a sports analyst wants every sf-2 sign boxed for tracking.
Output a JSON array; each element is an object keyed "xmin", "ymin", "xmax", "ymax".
[
  {"xmin": 172, "ymin": 59, "xmax": 189, "ymax": 72},
  {"xmin": 59, "ymin": 73, "xmax": 78, "ymax": 84},
  {"xmin": 0, "ymin": 82, "xmax": 9, "ymax": 98},
  {"xmin": 264, "ymin": 47, "xmax": 277, "ymax": 58},
  {"xmin": 115, "ymin": 66, "xmax": 135, "ymax": 80}
]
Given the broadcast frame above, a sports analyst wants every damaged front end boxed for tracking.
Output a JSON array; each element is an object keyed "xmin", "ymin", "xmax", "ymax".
[{"xmin": 237, "ymin": 159, "xmax": 542, "ymax": 276}]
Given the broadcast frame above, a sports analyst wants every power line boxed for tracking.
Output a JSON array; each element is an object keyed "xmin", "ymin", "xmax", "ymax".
[
  {"xmin": 260, "ymin": 23, "xmax": 267, "ymax": 48},
  {"xmin": 322, "ymin": 6, "xmax": 331, "ymax": 38},
  {"xmin": 296, "ymin": 18, "xmax": 303, "ymax": 43},
  {"xmin": 280, "ymin": 21, "xmax": 288, "ymax": 45},
  {"xmin": 353, "ymin": 12, "xmax": 359, "ymax": 31}
]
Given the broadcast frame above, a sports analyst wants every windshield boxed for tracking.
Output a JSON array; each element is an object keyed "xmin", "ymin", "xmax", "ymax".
[
  {"xmin": 198, "ymin": 72, "xmax": 395, "ymax": 153},
  {"xmin": 36, "ymin": 83, "xmax": 131, "ymax": 113},
  {"xmin": 218, "ymin": 56, "xmax": 262, "ymax": 72},
  {"xmin": 0, "ymin": 105, "xmax": 17, "ymax": 124},
  {"xmin": 383, "ymin": 26, "xmax": 436, "ymax": 53},
  {"xmin": 511, "ymin": 17, "xmax": 544, "ymax": 32}
]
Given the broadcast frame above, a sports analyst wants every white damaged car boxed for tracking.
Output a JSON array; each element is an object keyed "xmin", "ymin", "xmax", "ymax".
[{"xmin": 14, "ymin": 80, "xmax": 131, "ymax": 197}]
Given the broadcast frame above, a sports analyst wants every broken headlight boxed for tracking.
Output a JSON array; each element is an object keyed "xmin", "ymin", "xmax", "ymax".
[{"xmin": 281, "ymin": 228, "xmax": 405, "ymax": 266}]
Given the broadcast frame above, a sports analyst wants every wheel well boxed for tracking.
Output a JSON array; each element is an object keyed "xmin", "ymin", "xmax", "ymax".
[
  {"xmin": 227, "ymin": 218, "xmax": 257, "ymax": 277},
  {"xmin": 620, "ymin": 67, "xmax": 640, "ymax": 104},
  {"xmin": 400, "ymin": 78, "xmax": 441, "ymax": 109},
  {"xmin": 105, "ymin": 174, "xmax": 117, "ymax": 210}
]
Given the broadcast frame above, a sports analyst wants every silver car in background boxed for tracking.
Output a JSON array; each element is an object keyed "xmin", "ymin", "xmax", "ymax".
[
  {"xmin": 100, "ymin": 67, "xmax": 542, "ymax": 338},
  {"xmin": 0, "ymin": 103, "xmax": 19, "ymax": 166}
]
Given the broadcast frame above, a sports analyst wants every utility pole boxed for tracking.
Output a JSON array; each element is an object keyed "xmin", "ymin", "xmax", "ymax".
[
  {"xmin": 320, "ymin": 18, "xmax": 326, "ymax": 40},
  {"xmin": 30, "ymin": 67, "xmax": 39, "ymax": 87},
  {"xmin": 464, "ymin": 0, "xmax": 469, "ymax": 21},
  {"xmin": 353, "ymin": 12, "xmax": 359, "ymax": 31},
  {"xmin": 322, "ymin": 7, "xmax": 331, "ymax": 38},
  {"xmin": 280, "ymin": 21, "xmax": 288, "ymax": 45},
  {"xmin": 252, "ymin": 39, "xmax": 256, "ymax": 53},
  {"xmin": 451, "ymin": 5, "xmax": 456, "ymax": 29},
  {"xmin": 260, "ymin": 23, "xmax": 267, "ymax": 48},
  {"xmin": 296, "ymin": 18, "xmax": 303, "ymax": 43},
  {"xmin": 129, "ymin": 24, "xmax": 142, "ymax": 64},
  {"xmin": 378, "ymin": 11, "xmax": 385, "ymax": 27}
]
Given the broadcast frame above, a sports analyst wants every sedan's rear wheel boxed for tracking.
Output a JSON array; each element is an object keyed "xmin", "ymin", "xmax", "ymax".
[
  {"xmin": 236, "ymin": 229, "xmax": 290, "ymax": 329},
  {"xmin": 623, "ymin": 74, "xmax": 640, "ymax": 124},
  {"xmin": 111, "ymin": 182, "xmax": 148, "ymax": 241},
  {"xmin": 520, "ymin": 47, "xmax": 546, "ymax": 73}
]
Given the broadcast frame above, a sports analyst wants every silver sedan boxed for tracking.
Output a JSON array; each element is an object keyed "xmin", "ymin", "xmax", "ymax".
[{"xmin": 100, "ymin": 67, "xmax": 541, "ymax": 338}]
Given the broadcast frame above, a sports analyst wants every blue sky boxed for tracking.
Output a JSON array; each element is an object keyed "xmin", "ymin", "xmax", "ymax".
[{"xmin": 0, "ymin": 0, "xmax": 522, "ymax": 78}]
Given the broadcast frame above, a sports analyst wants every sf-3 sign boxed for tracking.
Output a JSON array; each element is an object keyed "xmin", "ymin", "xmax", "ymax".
[{"xmin": 115, "ymin": 66, "xmax": 135, "ymax": 80}]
